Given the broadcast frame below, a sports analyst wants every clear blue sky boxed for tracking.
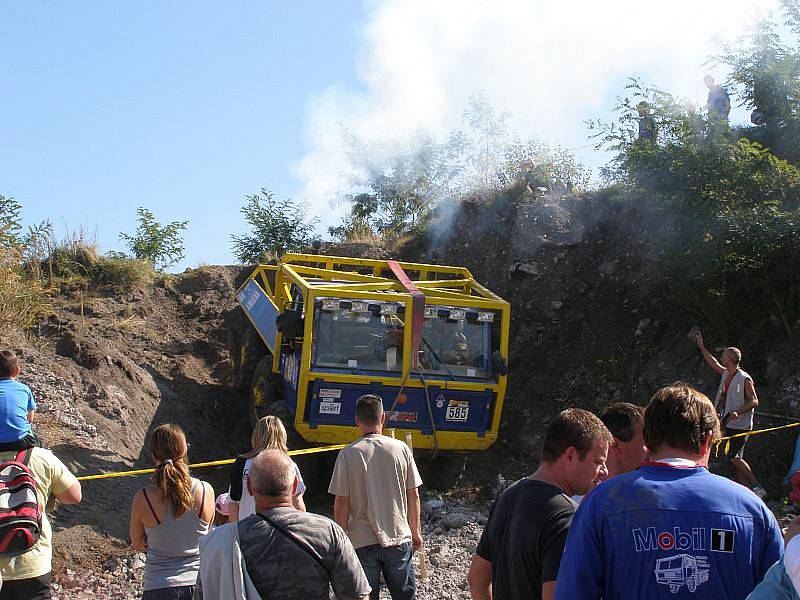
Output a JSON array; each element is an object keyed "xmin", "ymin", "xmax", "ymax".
[{"xmin": 1, "ymin": 1, "xmax": 363, "ymax": 269}]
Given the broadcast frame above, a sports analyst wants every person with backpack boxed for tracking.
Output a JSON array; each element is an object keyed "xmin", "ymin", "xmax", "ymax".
[
  {"xmin": 0, "ymin": 445, "xmax": 81, "ymax": 598},
  {"xmin": 228, "ymin": 415, "xmax": 306, "ymax": 521},
  {"xmin": 129, "ymin": 424, "xmax": 214, "ymax": 600}
]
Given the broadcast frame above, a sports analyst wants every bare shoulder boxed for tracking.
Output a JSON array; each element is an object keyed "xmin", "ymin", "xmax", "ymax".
[{"xmin": 201, "ymin": 480, "xmax": 214, "ymax": 497}]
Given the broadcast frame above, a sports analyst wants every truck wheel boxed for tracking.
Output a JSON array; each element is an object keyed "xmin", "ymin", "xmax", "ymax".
[
  {"xmin": 230, "ymin": 325, "xmax": 267, "ymax": 394},
  {"xmin": 686, "ymin": 577, "xmax": 697, "ymax": 592},
  {"xmin": 670, "ymin": 585, "xmax": 680, "ymax": 593},
  {"xmin": 249, "ymin": 355, "xmax": 282, "ymax": 428}
]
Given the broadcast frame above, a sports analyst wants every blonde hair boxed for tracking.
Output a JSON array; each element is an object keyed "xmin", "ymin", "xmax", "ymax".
[
  {"xmin": 244, "ymin": 416, "xmax": 289, "ymax": 458},
  {"xmin": 150, "ymin": 424, "xmax": 194, "ymax": 518}
]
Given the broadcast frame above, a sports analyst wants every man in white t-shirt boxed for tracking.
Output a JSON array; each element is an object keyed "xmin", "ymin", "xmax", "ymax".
[{"xmin": 329, "ymin": 394, "xmax": 423, "ymax": 600}]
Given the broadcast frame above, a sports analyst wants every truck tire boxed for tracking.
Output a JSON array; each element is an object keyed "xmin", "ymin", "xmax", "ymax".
[
  {"xmin": 230, "ymin": 325, "xmax": 267, "ymax": 394},
  {"xmin": 249, "ymin": 355, "xmax": 283, "ymax": 428}
]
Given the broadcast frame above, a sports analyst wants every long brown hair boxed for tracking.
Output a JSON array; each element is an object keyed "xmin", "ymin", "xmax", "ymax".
[
  {"xmin": 150, "ymin": 424, "xmax": 194, "ymax": 518},
  {"xmin": 243, "ymin": 416, "xmax": 289, "ymax": 459}
]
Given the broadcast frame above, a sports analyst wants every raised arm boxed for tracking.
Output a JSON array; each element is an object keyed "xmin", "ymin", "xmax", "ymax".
[{"xmin": 695, "ymin": 333, "xmax": 724, "ymax": 374}]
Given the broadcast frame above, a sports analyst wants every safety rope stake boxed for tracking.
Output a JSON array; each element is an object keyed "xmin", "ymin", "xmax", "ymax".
[{"xmin": 76, "ymin": 443, "xmax": 347, "ymax": 482}]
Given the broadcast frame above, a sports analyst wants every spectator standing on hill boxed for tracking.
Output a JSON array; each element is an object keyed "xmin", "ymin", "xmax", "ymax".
[
  {"xmin": 695, "ymin": 333, "xmax": 767, "ymax": 498},
  {"xmin": 468, "ymin": 408, "xmax": 612, "ymax": 600},
  {"xmin": 600, "ymin": 402, "xmax": 647, "ymax": 478},
  {"xmin": 555, "ymin": 383, "xmax": 782, "ymax": 600},
  {"xmin": 637, "ymin": 101, "xmax": 657, "ymax": 144},
  {"xmin": 329, "ymin": 394, "xmax": 423, "ymax": 600},
  {"xmin": 197, "ymin": 449, "xmax": 371, "ymax": 600},
  {"xmin": 0, "ymin": 350, "xmax": 38, "ymax": 450},
  {"xmin": 0, "ymin": 443, "xmax": 81, "ymax": 598},
  {"xmin": 129, "ymin": 424, "xmax": 214, "ymax": 600},
  {"xmin": 705, "ymin": 75, "xmax": 731, "ymax": 121},
  {"xmin": 228, "ymin": 416, "xmax": 306, "ymax": 522},
  {"xmin": 705, "ymin": 74, "xmax": 731, "ymax": 135}
]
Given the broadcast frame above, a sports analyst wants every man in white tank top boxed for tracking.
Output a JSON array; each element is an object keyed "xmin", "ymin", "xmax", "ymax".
[{"xmin": 695, "ymin": 332, "xmax": 766, "ymax": 498}]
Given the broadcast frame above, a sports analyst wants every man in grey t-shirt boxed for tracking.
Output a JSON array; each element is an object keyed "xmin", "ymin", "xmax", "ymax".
[{"xmin": 196, "ymin": 450, "xmax": 370, "ymax": 600}]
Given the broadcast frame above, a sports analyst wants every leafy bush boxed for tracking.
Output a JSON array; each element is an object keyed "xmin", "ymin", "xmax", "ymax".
[
  {"xmin": 90, "ymin": 256, "xmax": 155, "ymax": 289},
  {"xmin": 231, "ymin": 189, "xmax": 318, "ymax": 263},
  {"xmin": 119, "ymin": 207, "xmax": 188, "ymax": 271},
  {"xmin": 590, "ymin": 64, "xmax": 800, "ymax": 335}
]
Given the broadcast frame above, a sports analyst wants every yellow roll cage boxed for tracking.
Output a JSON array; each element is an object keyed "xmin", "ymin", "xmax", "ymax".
[{"xmin": 236, "ymin": 253, "xmax": 510, "ymax": 450}]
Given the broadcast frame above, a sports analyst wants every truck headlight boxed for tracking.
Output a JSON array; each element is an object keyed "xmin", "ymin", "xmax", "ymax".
[{"xmin": 352, "ymin": 302, "xmax": 369, "ymax": 313}]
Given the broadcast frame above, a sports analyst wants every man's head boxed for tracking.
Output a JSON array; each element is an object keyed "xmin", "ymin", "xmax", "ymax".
[
  {"xmin": 720, "ymin": 346, "xmax": 742, "ymax": 370},
  {"xmin": 601, "ymin": 403, "xmax": 647, "ymax": 476},
  {"xmin": 704, "ymin": 74, "xmax": 715, "ymax": 88},
  {"xmin": 644, "ymin": 383, "xmax": 720, "ymax": 461},
  {"xmin": 0, "ymin": 350, "xmax": 19, "ymax": 379},
  {"xmin": 637, "ymin": 101, "xmax": 649, "ymax": 116},
  {"xmin": 355, "ymin": 394, "xmax": 386, "ymax": 433},
  {"xmin": 541, "ymin": 408, "xmax": 613, "ymax": 495},
  {"xmin": 247, "ymin": 449, "xmax": 296, "ymax": 505}
]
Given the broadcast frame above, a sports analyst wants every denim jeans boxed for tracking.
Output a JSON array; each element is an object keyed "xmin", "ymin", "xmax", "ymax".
[{"xmin": 355, "ymin": 542, "xmax": 416, "ymax": 600}]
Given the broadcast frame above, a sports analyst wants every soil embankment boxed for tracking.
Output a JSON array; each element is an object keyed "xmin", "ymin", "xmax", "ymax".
[
  {"xmin": 15, "ymin": 266, "xmax": 252, "ymax": 575},
  {"xmin": 12, "ymin": 194, "xmax": 800, "ymax": 597}
]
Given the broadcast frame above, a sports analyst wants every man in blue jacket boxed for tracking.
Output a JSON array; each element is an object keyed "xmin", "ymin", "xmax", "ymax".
[{"xmin": 555, "ymin": 383, "xmax": 782, "ymax": 600}]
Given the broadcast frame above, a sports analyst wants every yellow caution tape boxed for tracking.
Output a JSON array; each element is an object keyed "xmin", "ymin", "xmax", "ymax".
[
  {"xmin": 713, "ymin": 421, "xmax": 800, "ymax": 457},
  {"xmin": 76, "ymin": 443, "xmax": 347, "ymax": 482}
]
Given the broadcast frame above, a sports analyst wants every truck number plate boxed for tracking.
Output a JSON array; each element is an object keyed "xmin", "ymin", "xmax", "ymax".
[
  {"xmin": 445, "ymin": 402, "xmax": 470, "ymax": 422},
  {"xmin": 319, "ymin": 401, "xmax": 342, "ymax": 415}
]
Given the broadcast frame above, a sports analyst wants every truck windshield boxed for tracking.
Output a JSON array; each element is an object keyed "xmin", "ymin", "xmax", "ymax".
[
  {"xmin": 312, "ymin": 299, "xmax": 499, "ymax": 379},
  {"xmin": 312, "ymin": 299, "xmax": 405, "ymax": 373},
  {"xmin": 418, "ymin": 313, "xmax": 497, "ymax": 379}
]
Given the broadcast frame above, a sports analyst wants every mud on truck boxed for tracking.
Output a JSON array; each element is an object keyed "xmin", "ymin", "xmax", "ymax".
[{"xmin": 229, "ymin": 254, "xmax": 510, "ymax": 451}]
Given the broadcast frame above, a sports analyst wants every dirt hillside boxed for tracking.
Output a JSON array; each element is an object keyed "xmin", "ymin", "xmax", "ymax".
[
  {"xmin": 10, "ymin": 194, "xmax": 800, "ymax": 596},
  {"xmin": 13, "ymin": 265, "xmax": 253, "ymax": 574}
]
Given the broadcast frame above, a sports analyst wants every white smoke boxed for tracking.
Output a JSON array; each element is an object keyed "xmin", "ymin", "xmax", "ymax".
[{"xmin": 292, "ymin": 0, "xmax": 780, "ymax": 229}]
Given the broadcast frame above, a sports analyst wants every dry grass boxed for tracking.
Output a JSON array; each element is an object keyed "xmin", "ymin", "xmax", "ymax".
[{"xmin": 0, "ymin": 246, "xmax": 48, "ymax": 335}]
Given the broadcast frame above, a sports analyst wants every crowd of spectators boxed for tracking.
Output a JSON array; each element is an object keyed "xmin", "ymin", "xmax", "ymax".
[{"xmin": 2, "ymin": 341, "xmax": 800, "ymax": 599}]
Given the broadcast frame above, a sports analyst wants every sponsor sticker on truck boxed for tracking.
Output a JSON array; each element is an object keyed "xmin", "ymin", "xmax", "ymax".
[
  {"xmin": 319, "ymin": 388, "xmax": 342, "ymax": 399},
  {"xmin": 319, "ymin": 401, "xmax": 342, "ymax": 415}
]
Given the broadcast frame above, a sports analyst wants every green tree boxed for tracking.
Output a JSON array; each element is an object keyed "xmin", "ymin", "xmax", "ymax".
[
  {"xmin": 332, "ymin": 94, "xmax": 590, "ymax": 243},
  {"xmin": 0, "ymin": 195, "xmax": 23, "ymax": 249},
  {"xmin": 231, "ymin": 189, "xmax": 318, "ymax": 263},
  {"xmin": 119, "ymin": 207, "xmax": 188, "ymax": 270},
  {"xmin": 22, "ymin": 219, "xmax": 55, "ymax": 279},
  {"xmin": 590, "ymin": 71, "xmax": 800, "ymax": 335},
  {"xmin": 710, "ymin": 5, "xmax": 800, "ymax": 164}
]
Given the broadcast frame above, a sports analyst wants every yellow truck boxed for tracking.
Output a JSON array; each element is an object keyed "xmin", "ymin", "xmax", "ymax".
[{"xmin": 232, "ymin": 254, "xmax": 510, "ymax": 451}]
